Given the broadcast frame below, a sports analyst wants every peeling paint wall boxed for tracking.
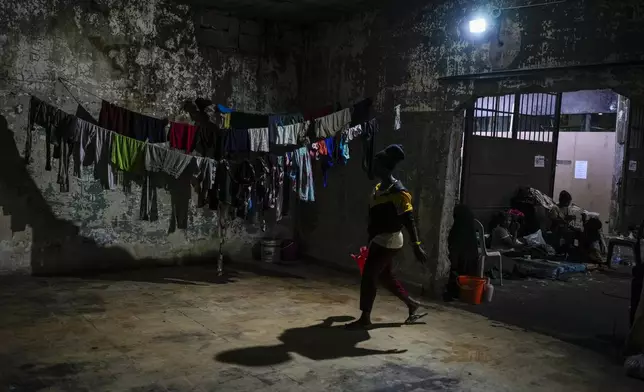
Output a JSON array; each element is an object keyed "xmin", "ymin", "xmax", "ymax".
[
  {"xmin": 299, "ymin": 0, "xmax": 644, "ymax": 294},
  {"xmin": 0, "ymin": 0, "xmax": 302, "ymax": 274}
]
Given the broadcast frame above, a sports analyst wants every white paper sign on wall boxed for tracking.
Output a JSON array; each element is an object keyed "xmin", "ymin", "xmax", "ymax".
[
  {"xmin": 534, "ymin": 155, "xmax": 545, "ymax": 168},
  {"xmin": 629, "ymin": 160, "xmax": 638, "ymax": 172},
  {"xmin": 394, "ymin": 105, "xmax": 401, "ymax": 131},
  {"xmin": 574, "ymin": 160, "xmax": 588, "ymax": 179}
]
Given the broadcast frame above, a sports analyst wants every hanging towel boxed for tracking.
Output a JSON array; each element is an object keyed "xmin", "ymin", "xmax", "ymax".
[
  {"xmin": 111, "ymin": 134, "xmax": 145, "ymax": 172},
  {"xmin": 224, "ymin": 129, "xmax": 250, "ymax": 153},
  {"xmin": 169, "ymin": 122, "xmax": 197, "ymax": 152},
  {"xmin": 293, "ymin": 147, "xmax": 315, "ymax": 202},
  {"xmin": 248, "ymin": 127, "xmax": 270, "ymax": 152},
  {"xmin": 94, "ymin": 128, "xmax": 117, "ymax": 190},
  {"xmin": 315, "ymin": 108, "xmax": 351, "ymax": 138},
  {"xmin": 72, "ymin": 118, "xmax": 98, "ymax": 178}
]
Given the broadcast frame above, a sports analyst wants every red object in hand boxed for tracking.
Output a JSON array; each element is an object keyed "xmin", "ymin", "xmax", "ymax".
[{"xmin": 351, "ymin": 246, "xmax": 369, "ymax": 275}]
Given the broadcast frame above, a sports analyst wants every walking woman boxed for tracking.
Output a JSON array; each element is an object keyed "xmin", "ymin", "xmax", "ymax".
[{"xmin": 346, "ymin": 144, "xmax": 429, "ymax": 329}]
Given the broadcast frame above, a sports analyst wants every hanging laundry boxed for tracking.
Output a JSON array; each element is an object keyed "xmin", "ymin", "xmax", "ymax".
[
  {"xmin": 248, "ymin": 127, "xmax": 270, "ymax": 152},
  {"xmin": 229, "ymin": 112, "xmax": 269, "ymax": 129},
  {"xmin": 111, "ymin": 134, "xmax": 145, "ymax": 172},
  {"xmin": 144, "ymin": 143, "xmax": 193, "ymax": 179},
  {"xmin": 194, "ymin": 157, "xmax": 217, "ymax": 208},
  {"xmin": 339, "ymin": 133, "xmax": 350, "ymax": 164},
  {"xmin": 224, "ymin": 129, "xmax": 250, "ymax": 153},
  {"xmin": 56, "ymin": 116, "xmax": 76, "ymax": 192},
  {"xmin": 254, "ymin": 157, "xmax": 271, "ymax": 209},
  {"xmin": 321, "ymin": 136, "xmax": 335, "ymax": 188},
  {"xmin": 72, "ymin": 118, "xmax": 98, "ymax": 178},
  {"xmin": 99, "ymin": 100, "xmax": 167, "ymax": 142},
  {"xmin": 132, "ymin": 112, "xmax": 168, "ymax": 143},
  {"xmin": 194, "ymin": 123, "xmax": 224, "ymax": 159},
  {"xmin": 351, "ymin": 98, "xmax": 373, "ymax": 127},
  {"xmin": 315, "ymin": 108, "xmax": 351, "ymax": 138},
  {"xmin": 233, "ymin": 160, "xmax": 256, "ymax": 219},
  {"xmin": 99, "ymin": 101, "xmax": 134, "ymax": 138},
  {"xmin": 169, "ymin": 122, "xmax": 197, "ymax": 152},
  {"xmin": 25, "ymin": 96, "xmax": 73, "ymax": 166},
  {"xmin": 362, "ymin": 118, "xmax": 380, "ymax": 180},
  {"xmin": 94, "ymin": 128, "xmax": 117, "ymax": 190},
  {"xmin": 293, "ymin": 147, "xmax": 315, "ymax": 202},
  {"xmin": 214, "ymin": 160, "xmax": 235, "ymax": 208},
  {"xmin": 140, "ymin": 173, "xmax": 159, "ymax": 222},
  {"xmin": 345, "ymin": 124, "xmax": 363, "ymax": 142}
]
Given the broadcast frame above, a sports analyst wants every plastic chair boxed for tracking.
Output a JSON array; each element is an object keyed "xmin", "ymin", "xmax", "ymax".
[{"xmin": 474, "ymin": 219, "xmax": 503, "ymax": 285}]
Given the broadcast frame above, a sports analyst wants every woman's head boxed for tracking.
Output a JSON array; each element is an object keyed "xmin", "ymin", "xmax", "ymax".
[
  {"xmin": 373, "ymin": 144, "xmax": 405, "ymax": 179},
  {"xmin": 559, "ymin": 190, "xmax": 572, "ymax": 207}
]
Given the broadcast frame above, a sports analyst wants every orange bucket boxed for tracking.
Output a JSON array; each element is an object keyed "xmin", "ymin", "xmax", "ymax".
[{"xmin": 457, "ymin": 276, "xmax": 487, "ymax": 305}]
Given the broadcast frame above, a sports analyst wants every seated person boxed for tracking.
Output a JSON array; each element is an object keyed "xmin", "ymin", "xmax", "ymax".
[
  {"xmin": 490, "ymin": 212, "xmax": 523, "ymax": 250},
  {"xmin": 549, "ymin": 190, "xmax": 585, "ymax": 230}
]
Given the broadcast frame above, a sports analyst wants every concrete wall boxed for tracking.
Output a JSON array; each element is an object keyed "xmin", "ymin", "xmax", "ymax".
[
  {"xmin": 298, "ymin": 0, "xmax": 644, "ymax": 295},
  {"xmin": 0, "ymin": 0, "xmax": 302, "ymax": 274},
  {"xmin": 554, "ymin": 132, "xmax": 617, "ymax": 232}
]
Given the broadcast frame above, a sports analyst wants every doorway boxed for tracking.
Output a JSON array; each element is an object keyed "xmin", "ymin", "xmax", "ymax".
[
  {"xmin": 460, "ymin": 92, "xmax": 561, "ymax": 225},
  {"xmin": 553, "ymin": 90, "xmax": 619, "ymax": 233}
]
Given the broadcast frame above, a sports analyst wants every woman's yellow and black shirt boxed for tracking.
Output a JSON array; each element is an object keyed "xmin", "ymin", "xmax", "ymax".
[{"xmin": 368, "ymin": 181, "xmax": 413, "ymax": 238}]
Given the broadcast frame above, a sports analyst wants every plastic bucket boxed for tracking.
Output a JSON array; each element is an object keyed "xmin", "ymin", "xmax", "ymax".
[
  {"xmin": 457, "ymin": 276, "xmax": 487, "ymax": 305},
  {"xmin": 261, "ymin": 239, "xmax": 281, "ymax": 263}
]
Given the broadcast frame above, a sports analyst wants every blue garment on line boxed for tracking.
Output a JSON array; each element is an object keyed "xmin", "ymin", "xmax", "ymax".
[{"xmin": 339, "ymin": 133, "xmax": 350, "ymax": 164}]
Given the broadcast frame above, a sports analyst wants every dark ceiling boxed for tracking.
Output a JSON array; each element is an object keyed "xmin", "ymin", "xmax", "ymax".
[{"xmin": 181, "ymin": 0, "xmax": 379, "ymax": 22}]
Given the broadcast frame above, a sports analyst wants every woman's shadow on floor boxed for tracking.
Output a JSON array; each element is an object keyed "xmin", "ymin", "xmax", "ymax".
[{"xmin": 215, "ymin": 316, "xmax": 414, "ymax": 367}]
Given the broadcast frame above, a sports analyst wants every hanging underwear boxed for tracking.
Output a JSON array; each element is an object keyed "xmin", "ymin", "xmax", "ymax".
[{"xmin": 169, "ymin": 122, "xmax": 197, "ymax": 152}]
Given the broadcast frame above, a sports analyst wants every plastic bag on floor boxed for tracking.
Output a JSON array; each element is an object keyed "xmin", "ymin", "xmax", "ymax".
[
  {"xmin": 625, "ymin": 354, "xmax": 644, "ymax": 380},
  {"xmin": 523, "ymin": 229, "xmax": 547, "ymax": 248}
]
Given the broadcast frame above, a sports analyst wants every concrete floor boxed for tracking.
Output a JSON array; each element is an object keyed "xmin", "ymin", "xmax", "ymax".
[{"xmin": 1, "ymin": 261, "xmax": 642, "ymax": 392}]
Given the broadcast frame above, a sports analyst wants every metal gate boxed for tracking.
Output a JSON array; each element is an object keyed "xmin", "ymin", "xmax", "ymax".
[
  {"xmin": 461, "ymin": 92, "xmax": 562, "ymax": 224},
  {"xmin": 622, "ymin": 103, "xmax": 644, "ymax": 228}
]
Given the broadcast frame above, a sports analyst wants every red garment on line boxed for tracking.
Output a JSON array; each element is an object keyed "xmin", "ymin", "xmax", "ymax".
[{"xmin": 169, "ymin": 122, "xmax": 198, "ymax": 152}]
